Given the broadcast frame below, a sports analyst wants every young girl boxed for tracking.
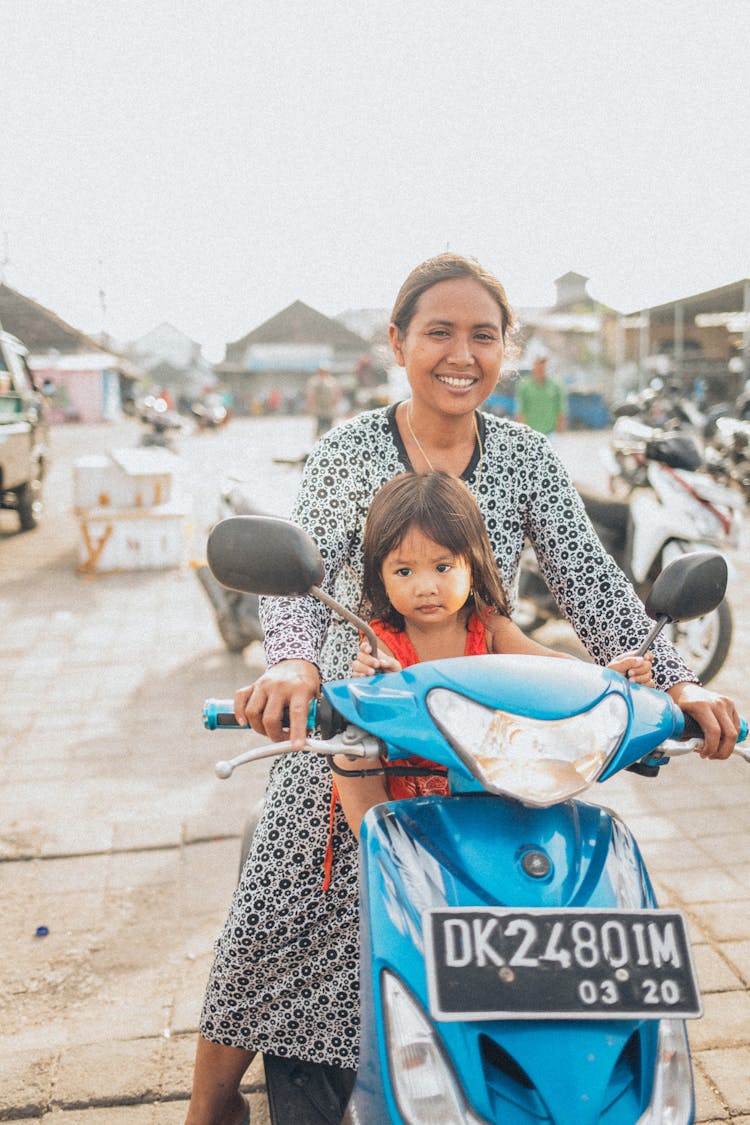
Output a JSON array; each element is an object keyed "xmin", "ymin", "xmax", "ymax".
[{"xmin": 333, "ymin": 470, "xmax": 654, "ymax": 837}]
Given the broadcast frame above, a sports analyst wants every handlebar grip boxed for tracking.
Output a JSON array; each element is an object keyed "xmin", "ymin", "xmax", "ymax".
[
  {"xmin": 203, "ymin": 697, "xmax": 343, "ymax": 737},
  {"xmin": 203, "ymin": 699, "xmax": 300, "ymax": 730},
  {"xmin": 681, "ymin": 713, "xmax": 748, "ymax": 743},
  {"xmin": 682, "ymin": 714, "xmax": 704, "ymax": 741},
  {"xmin": 203, "ymin": 700, "xmax": 243, "ymax": 729}
]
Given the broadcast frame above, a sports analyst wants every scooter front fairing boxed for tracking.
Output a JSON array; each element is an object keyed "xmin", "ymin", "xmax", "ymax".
[{"xmin": 323, "ymin": 654, "xmax": 683, "ymax": 793}]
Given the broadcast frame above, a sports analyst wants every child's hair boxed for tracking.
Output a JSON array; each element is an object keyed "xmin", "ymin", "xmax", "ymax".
[{"xmin": 362, "ymin": 471, "xmax": 510, "ymax": 629}]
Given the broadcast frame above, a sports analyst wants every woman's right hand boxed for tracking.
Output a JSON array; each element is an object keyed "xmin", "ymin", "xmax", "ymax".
[{"xmin": 234, "ymin": 659, "xmax": 321, "ymax": 749}]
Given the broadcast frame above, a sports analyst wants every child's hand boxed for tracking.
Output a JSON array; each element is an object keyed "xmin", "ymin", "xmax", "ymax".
[
  {"xmin": 352, "ymin": 638, "xmax": 402, "ymax": 677},
  {"xmin": 608, "ymin": 652, "xmax": 655, "ymax": 687}
]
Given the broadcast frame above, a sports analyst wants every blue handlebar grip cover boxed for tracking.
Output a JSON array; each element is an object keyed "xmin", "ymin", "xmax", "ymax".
[
  {"xmin": 203, "ymin": 699, "xmax": 240, "ymax": 730},
  {"xmin": 740, "ymin": 717, "xmax": 748, "ymax": 744},
  {"xmin": 203, "ymin": 698, "xmax": 318, "ymax": 731}
]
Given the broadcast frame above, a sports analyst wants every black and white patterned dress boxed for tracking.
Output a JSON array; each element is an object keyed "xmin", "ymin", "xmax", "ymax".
[{"xmin": 199, "ymin": 406, "xmax": 696, "ymax": 1068}]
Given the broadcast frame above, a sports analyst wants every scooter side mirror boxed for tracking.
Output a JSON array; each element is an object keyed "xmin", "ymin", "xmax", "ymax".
[
  {"xmin": 207, "ymin": 515, "xmax": 324, "ymax": 595},
  {"xmin": 645, "ymin": 551, "xmax": 727, "ymax": 624},
  {"xmin": 207, "ymin": 515, "xmax": 382, "ymax": 656}
]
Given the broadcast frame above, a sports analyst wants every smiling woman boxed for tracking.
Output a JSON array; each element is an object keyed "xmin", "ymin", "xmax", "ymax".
[{"xmin": 184, "ymin": 252, "xmax": 740, "ymax": 1125}]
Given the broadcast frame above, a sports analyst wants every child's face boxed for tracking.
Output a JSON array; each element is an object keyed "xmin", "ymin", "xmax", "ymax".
[{"xmin": 381, "ymin": 528, "xmax": 472, "ymax": 627}]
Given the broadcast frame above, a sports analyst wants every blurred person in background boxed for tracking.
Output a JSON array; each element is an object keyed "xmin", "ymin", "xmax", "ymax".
[
  {"xmin": 306, "ymin": 364, "xmax": 341, "ymax": 438},
  {"xmin": 516, "ymin": 348, "xmax": 566, "ymax": 444}
]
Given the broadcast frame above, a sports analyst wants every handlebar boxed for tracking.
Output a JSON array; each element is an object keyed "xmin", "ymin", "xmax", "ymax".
[
  {"xmin": 203, "ymin": 700, "xmax": 750, "ymax": 779},
  {"xmin": 203, "ymin": 696, "xmax": 345, "ymax": 739},
  {"xmin": 203, "ymin": 697, "xmax": 367, "ymax": 779}
]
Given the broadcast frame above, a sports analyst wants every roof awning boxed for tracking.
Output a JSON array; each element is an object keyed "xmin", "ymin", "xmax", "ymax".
[{"xmin": 626, "ymin": 280, "xmax": 750, "ymax": 324}]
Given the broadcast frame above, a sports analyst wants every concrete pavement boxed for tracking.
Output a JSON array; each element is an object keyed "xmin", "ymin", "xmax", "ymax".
[{"xmin": 1, "ymin": 417, "xmax": 748, "ymax": 1122}]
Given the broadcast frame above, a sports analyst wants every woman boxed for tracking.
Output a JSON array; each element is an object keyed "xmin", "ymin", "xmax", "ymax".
[{"xmin": 186, "ymin": 253, "xmax": 739, "ymax": 1125}]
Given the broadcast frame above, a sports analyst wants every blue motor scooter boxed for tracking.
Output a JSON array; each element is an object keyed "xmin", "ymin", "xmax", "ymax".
[{"xmin": 204, "ymin": 516, "xmax": 748, "ymax": 1125}]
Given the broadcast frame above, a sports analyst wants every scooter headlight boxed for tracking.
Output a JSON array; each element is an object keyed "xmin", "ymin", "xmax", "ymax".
[
  {"xmin": 381, "ymin": 971, "xmax": 489, "ymax": 1125},
  {"xmin": 636, "ymin": 1019, "xmax": 694, "ymax": 1124},
  {"xmin": 427, "ymin": 690, "xmax": 628, "ymax": 807}
]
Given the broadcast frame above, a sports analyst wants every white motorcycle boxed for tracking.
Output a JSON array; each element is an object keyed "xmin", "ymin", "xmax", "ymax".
[{"xmin": 516, "ymin": 419, "xmax": 741, "ymax": 684}]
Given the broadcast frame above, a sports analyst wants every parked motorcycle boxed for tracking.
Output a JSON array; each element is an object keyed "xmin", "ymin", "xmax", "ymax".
[
  {"xmin": 703, "ymin": 415, "xmax": 750, "ymax": 502},
  {"xmin": 612, "ymin": 381, "xmax": 701, "ymax": 431},
  {"xmin": 191, "ymin": 393, "xmax": 228, "ymax": 430},
  {"xmin": 194, "ymin": 478, "xmax": 264, "ymax": 652},
  {"xmin": 605, "ymin": 417, "xmax": 704, "ymax": 496},
  {"xmin": 612, "ymin": 382, "xmax": 731, "ymax": 442},
  {"xmin": 137, "ymin": 396, "xmax": 185, "ymax": 451},
  {"xmin": 514, "ymin": 418, "xmax": 741, "ymax": 683},
  {"xmin": 203, "ymin": 515, "xmax": 747, "ymax": 1125}
]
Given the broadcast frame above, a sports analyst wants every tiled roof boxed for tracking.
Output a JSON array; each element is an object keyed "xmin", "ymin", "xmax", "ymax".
[
  {"xmin": 224, "ymin": 299, "xmax": 369, "ymax": 363},
  {"xmin": 0, "ymin": 283, "xmax": 104, "ymax": 354}
]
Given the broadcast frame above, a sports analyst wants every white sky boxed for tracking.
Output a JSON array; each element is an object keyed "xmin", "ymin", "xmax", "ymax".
[{"xmin": 2, "ymin": 0, "xmax": 749, "ymax": 360}]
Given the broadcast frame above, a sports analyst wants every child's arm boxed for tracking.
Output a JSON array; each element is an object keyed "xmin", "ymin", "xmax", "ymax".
[
  {"xmin": 352, "ymin": 634, "xmax": 402, "ymax": 676},
  {"xmin": 332, "ymin": 758, "xmax": 389, "ymax": 839},
  {"xmin": 608, "ymin": 651, "xmax": 655, "ymax": 686},
  {"xmin": 486, "ymin": 615, "xmax": 574, "ymax": 659},
  {"xmin": 488, "ymin": 617, "xmax": 656, "ymax": 685}
]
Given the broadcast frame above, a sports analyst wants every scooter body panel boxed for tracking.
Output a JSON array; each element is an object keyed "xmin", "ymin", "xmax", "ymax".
[
  {"xmin": 349, "ymin": 795, "xmax": 674, "ymax": 1125},
  {"xmin": 628, "ymin": 465, "xmax": 729, "ymax": 585}
]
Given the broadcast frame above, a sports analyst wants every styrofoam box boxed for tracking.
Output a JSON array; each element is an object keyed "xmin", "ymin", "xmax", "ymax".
[
  {"xmin": 76, "ymin": 501, "xmax": 192, "ymax": 572},
  {"xmin": 73, "ymin": 448, "xmax": 181, "ymax": 510},
  {"xmin": 73, "ymin": 456, "xmax": 122, "ymax": 509}
]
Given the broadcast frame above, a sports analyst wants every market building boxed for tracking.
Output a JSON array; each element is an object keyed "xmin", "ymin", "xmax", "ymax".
[
  {"xmin": 0, "ymin": 283, "xmax": 140, "ymax": 423},
  {"xmin": 214, "ymin": 299, "xmax": 370, "ymax": 415},
  {"xmin": 615, "ymin": 279, "xmax": 750, "ymax": 402}
]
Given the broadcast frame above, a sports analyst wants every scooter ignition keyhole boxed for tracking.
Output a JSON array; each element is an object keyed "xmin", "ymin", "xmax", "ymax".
[{"xmin": 520, "ymin": 850, "xmax": 552, "ymax": 879}]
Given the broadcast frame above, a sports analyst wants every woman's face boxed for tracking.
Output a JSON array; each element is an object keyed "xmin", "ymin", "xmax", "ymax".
[{"xmin": 389, "ymin": 277, "xmax": 505, "ymax": 416}]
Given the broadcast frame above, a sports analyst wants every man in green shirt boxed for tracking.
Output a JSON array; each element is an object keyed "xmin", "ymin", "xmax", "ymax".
[{"xmin": 516, "ymin": 352, "xmax": 566, "ymax": 440}]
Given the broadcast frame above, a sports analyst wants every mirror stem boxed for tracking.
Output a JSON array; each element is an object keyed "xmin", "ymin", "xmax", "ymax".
[
  {"xmin": 310, "ymin": 586, "xmax": 381, "ymax": 660},
  {"xmin": 636, "ymin": 614, "xmax": 670, "ymax": 657}
]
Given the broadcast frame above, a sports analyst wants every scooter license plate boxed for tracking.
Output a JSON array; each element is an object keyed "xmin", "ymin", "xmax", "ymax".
[{"xmin": 423, "ymin": 907, "xmax": 701, "ymax": 1021}]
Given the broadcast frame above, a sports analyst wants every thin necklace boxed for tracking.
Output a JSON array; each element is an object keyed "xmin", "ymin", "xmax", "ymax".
[{"xmin": 405, "ymin": 404, "xmax": 484, "ymax": 494}]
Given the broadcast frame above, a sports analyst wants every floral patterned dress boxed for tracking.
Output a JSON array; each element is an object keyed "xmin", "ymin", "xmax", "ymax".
[{"xmin": 199, "ymin": 405, "xmax": 696, "ymax": 1069}]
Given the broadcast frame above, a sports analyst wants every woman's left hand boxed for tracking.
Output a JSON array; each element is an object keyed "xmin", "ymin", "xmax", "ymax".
[{"xmin": 667, "ymin": 681, "xmax": 741, "ymax": 760}]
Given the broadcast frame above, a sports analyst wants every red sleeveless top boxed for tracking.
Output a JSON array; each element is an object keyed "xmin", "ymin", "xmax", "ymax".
[{"xmin": 370, "ymin": 613, "xmax": 489, "ymax": 799}]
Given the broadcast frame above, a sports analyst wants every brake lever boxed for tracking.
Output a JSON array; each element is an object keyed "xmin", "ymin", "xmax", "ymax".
[
  {"xmin": 660, "ymin": 738, "xmax": 750, "ymax": 764},
  {"xmin": 215, "ymin": 728, "xmax": 382, "ymax": 779}
]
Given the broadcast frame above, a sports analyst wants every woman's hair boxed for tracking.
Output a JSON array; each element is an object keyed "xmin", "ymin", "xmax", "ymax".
[
  {"xmin": 390, "ymin": 252, "xmax": 515, "ymax": 341},
  {"xmin": 362, "ymin": 471, "xmax": 509, "ymax": 629}
]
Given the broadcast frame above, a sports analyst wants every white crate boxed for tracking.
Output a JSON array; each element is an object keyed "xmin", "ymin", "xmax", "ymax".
[
  {"xmin": 73, "ymin": 456, "xmax": 122, "ymax": 510},
  {"xmin": 76, "ymin": 501, "xmax": 192, "ymax": 573},
  {"xmin": 73, "ymin": 448, "xmax": 181, "ymax": 510}
]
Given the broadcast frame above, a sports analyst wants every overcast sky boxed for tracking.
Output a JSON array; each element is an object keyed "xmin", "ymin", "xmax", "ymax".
[{"xmin": 2, "ymin": 0, "xmax": 749, "ymax": 359}]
